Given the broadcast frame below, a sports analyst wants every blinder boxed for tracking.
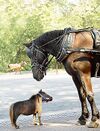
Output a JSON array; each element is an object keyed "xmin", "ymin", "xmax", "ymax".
[
  {"xmin": 30, "ymin": 43, "xmax": 49, "ymax": 75},
  {"xmin": 26, "ymin": 47, "xmax": 33, "ymax": 58}
]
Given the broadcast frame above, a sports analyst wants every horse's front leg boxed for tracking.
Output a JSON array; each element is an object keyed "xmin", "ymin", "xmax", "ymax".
[
  {"xmin": 72, "ymin": 75, "xmax": 89, "ymax": 125},
  {"xmin": 75, "ymin": 61, "xmax": 100, "ymax": 128}
]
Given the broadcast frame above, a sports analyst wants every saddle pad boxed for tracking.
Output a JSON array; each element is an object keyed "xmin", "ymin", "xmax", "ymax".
[{"xmin": 62, "ymin": 33, "xmax": 75, "ymax": 49}]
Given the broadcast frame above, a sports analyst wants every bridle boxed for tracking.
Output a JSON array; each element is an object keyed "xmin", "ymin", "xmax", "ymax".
[
  {"xmin": 30, "ymin": 31, "xmax": 69, "ymax": 74},
  {"xmin": 31, "ymin": 44, "xmax": 53, "ymax": 75},
  {"xmin": 38, "ymin": 92, "xmax": 52, "ymax": 102}
]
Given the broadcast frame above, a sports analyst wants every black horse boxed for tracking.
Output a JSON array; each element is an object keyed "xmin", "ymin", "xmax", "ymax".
[{"xmin": 25, "ymin": 28, "xmax": 100, "ymax": 128}]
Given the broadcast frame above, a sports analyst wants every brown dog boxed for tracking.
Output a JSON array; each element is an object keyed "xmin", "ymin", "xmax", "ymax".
[
  {"xmin": 8, "ymin": 61, "xmax": 27, "ymax": 74},
  {"xmin": 9, "ymin": 90, "xmax": 53, "ymax": 129}
]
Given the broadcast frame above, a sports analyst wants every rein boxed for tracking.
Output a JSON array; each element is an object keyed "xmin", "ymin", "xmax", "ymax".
[{"xmin": 38, "ymin": 34, "xmax": 65, "ymax": 48}]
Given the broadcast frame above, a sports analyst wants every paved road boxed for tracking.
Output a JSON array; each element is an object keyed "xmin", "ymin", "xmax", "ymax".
[{"xmin": 0, "ymin": 71, "xmax": 100, "ymax": 131}]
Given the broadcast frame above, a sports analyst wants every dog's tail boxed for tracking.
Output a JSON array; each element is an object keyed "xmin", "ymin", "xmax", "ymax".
[{"xmin": 9, "ymin": 104, "xmax": 14, "ymax": 126}]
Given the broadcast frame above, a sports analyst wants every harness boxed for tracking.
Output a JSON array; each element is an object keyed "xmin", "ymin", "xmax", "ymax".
[
  {"xmin": 31, "ymin": 27, "xmax": 100, "ymax": 77},
  {"xmin": 56, "ymin": 28, "xmax": 76, "ymax": 62},
  {"xmin": 56, "ymin": 28, "xmax": 100, "ymax": 62},
  {"xmin": 91, "ymin": 29, "xmax": 100, "ymax": 49}
]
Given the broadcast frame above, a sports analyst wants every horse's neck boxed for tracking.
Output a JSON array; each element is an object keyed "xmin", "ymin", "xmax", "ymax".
[
  {"xmin": 35, "ymin": 30, "xmax": 64, "ymax": 44},
  {"xmin": 45, "ymin": 38, "xmax": 62, "ymax": 57},
  {"xmin": 35, "ymin": 30, "xmax": 64, "ymax": 56}
]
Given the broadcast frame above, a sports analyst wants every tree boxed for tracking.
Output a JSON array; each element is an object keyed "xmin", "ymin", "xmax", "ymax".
[{"xmin": 0, "ymin": 0, "xmax": 99, "ymax": 72}]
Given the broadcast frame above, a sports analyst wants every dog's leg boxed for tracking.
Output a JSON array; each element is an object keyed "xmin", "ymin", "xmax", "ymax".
[{"xmin": 33, "ymin": 114, "xmax": 37, "ymax": 125}]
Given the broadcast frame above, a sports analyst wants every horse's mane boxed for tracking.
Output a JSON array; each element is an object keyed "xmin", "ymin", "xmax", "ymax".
[
  {"xmin": 27, "ymin": 30, "xmax": 64, "ymax": 47},
  {"xmin": 29, "ymin": 94, "xmax": 37, "ymax": 100}
]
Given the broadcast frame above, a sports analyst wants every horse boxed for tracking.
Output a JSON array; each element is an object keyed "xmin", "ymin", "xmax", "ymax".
[
  {"xmin": 25, "ymin": 27, "xmax": 100, "ymax": 128},
  {"xmin": 10, "ymin": 89, "xmax": 53, "ymax": 129}
]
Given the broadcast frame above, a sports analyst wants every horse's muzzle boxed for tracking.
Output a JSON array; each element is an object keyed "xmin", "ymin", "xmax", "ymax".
[
  {"xmin": 45, "ymin": 97, "xmax": 53, "ymax": 102},
  {"xmin": 33, "ymin": 73, "xmax": 44, "ymax": 81}
]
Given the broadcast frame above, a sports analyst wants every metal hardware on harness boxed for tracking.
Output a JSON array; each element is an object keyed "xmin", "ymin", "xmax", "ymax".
[
  {"xmin": 92, "ymin": 29, "xmax": 100, "ymax": 48},
  {"xmin": 56, "ymin": 48, "xmax": 69, "ymax": 62},
  {"xmin": 66, "ymin": 48, "xmax": 100, "ymax": 55},
  {"xmin": 95, "ymin": 62, "xmax": 100, "ymax": 77}
]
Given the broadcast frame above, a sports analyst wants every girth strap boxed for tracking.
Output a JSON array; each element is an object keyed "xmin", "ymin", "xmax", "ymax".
[{"xmin": 56, "ymin": 48, "xmax": 69, "ymax": 62}]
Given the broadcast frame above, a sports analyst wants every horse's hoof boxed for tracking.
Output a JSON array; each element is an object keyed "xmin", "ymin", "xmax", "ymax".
[
  {"xmin": 15, "ymin": 125, "xmax": 20, "ymax": 129},
  {"xmin": 39, "ymin": 123, "xmax": 43, "ymax": 126},
  {"xmin": 34, "ymin": 123, "xmax": 37, "ymax": 125},
  {"xmin": 87, "ymin": 120, "xmax": 100, "ymax": 128},
  {"xmin": 77, "ymin": 119, "xmax": 86, "ymax": 125},
  {"xmin": 78, "ymin": 118, "xmax": 86, "ymax": 125}
]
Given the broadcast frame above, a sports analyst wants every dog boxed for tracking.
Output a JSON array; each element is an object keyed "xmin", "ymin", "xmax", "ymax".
[
  {"xmin": 8, "ymin": 61, "xmax": 27, "ymax": 74},
  {"xmin": 9, "ymin": 90, "xmax": 53, "ymax": 129}
]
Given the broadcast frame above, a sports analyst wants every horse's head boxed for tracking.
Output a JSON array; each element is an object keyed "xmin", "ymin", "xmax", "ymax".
[
  {"xmin": 25, "ymin": 43, "xmax": 48, "ymax": 81},
  {"xmin": 38, "ymin": 89, "xmax": 53, "ymax": 102},
  {"xmin": 25, "ymin": 30, "xmax": 64, "ymax": 81}
]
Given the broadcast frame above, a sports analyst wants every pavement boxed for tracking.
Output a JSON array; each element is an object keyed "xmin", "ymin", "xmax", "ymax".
[
  {"xmin": 0, "ymin": 70, "xmax": 100, "ymax": 131},
  {"xmin": 1, "ymin": 123, "xmax": 100, "ymax": 131}
]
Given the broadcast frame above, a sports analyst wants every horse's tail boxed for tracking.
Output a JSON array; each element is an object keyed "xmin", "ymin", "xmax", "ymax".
[{"xmin": 9, "ymin": 104, "xmax": 14, "ymax": 126}]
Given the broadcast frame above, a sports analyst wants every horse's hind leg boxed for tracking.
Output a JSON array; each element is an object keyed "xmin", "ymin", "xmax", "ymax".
[
  {"xmin": 13, "ymin": 116, "xmax": 20, "ymax": 129},
  {"xmin": 77, "ymin": 64, "xmax": 100, "ymax": 128},
  {"xmin": 72, "ymin": 75, "xmax": 89, "ymax": 125},
  {"xmin": 81, "ymin": 74, "xmax": 100, "ymax": 127},
  {"xmin": 10, "ymin": 104, "xmax": 20, "ymax": 129},
  {"xmin": 87, "ymin": 95, "xmax": 100, "ymax": 128},
  {"xmin": 12, "ymin": 114, "xmax": 19, "ymax": 128}
]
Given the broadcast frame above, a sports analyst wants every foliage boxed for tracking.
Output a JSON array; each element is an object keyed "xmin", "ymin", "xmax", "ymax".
[{"xmin": 0, "ymin": 0, "xmax": 99, "ymax": 72}]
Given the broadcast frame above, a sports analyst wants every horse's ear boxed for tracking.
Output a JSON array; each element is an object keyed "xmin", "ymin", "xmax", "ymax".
[
  {"xmin": 39, "ymin": 89, "xmax": 42, "ymax": 93},
  {"xmin": 23, "ymin": 43, "xmax": 31, "ymax": 48},
  {"xmin": 23, "ymin": 41, "xmax": 33, "ymax": 48}
]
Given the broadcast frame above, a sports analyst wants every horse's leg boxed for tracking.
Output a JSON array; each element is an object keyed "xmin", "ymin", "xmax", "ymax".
[
  {"xmin": 72, "ymin": 75, "xmax": 89, "ymax": 125},
  {"xmin": 75, "ymin": 61, "xmax": 100, "ymax": 128},
  {"xmin": 33, "ymin": 114, "xmax": 37, "ymax": 125},
  {"xmin": 12, "ymin": 114, "xmax": 20, "ymax": 129},
  {"xmin": 80, "ymin": 73, "xmax": 100, "ymax": 127}
]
